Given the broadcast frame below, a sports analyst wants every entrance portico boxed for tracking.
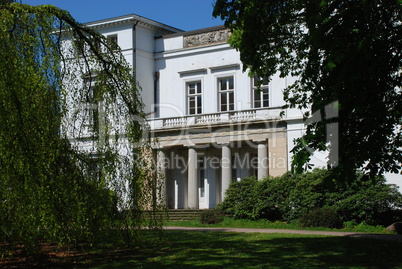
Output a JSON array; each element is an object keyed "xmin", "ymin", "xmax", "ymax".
[
  {"xmin": 157, "ymin": 136, "xmax": 287, "ymax": 209},
  {"xmin": 152, "ymin": 111, "xmax": 289, "ymax": 209}
]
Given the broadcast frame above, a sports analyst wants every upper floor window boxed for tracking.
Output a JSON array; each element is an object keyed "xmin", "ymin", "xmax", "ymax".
[
  {"xmin": 106, "ymin": 34, "xmax": 118, "ymax": 50},
  {"xmin": 187, "ymin": 81, "xmax": 202, "ymax": 115},
  {"xmin": 253, "ymin": 75, "xmax": 269, "ymax": 108},
  {"xmin": 219, "ymin": 76, "xmax": 234, "ymax": 112},
  {"xmin": 83, "ymin": 75, "xmax": 100, "ymax": 135}
]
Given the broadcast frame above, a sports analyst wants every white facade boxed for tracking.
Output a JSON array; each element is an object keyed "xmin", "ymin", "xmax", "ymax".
[
  {"xmin": 151, "ymin": 26, "xmax": 296, "ymax": 209},
  {"xmin": 75, "ymin": 14, "xmax": 401, "ymax": 209},
  {"xmin": 83, "ymin": 14, "xmax": 183, "ymax": 116}
]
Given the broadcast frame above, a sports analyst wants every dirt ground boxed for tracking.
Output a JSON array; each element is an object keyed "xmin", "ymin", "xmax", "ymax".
[{"xmin": 0, "ymin": 243, "xmax": 138, "ymax": 268}]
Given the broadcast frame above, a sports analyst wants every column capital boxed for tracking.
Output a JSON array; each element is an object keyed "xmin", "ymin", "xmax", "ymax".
[
  {"xmin": 186, "ymin": 144, "xmax": 197, "ymax": 149},
  {"xmin": 215, "ymin": 142, "xmax": 231, "ymax": 148}
]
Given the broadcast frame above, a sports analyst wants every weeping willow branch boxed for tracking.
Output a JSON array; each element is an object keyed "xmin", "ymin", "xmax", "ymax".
[{"xmin": 0, "ymin": 2, "xmax": 162, "ymax": 254}]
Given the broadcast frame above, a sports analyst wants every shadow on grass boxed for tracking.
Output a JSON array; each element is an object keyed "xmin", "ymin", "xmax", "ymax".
[
  {"xmin": 2, "ymin": 231, "xmax": 402, "ymax": 268},
  {"xmin": 98, "ymin": 231, "xmax": 402, "ymax": 268}
]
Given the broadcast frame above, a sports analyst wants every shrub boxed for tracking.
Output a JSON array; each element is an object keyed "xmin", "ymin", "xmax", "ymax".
[
  {"xmin": 200, "ymin": 209, "xmax": 224, "ymax": 224},
  {"xmin": 298, "ymin": 207, "xmax": 342, "ymax": 229},
  {"xmin": 285, "ymin": 169, "xmax": 336, "ymax": 221},
  {"xmin": 217, "ymin": 177, "xmax": 259, "ymax": 219},
  {"xmin": 218, "ymin": 175, "xmax": 294, "ymax": 221},
  {"xmin": 254, "ymin": 175, "xmax": 293, "ymax": 221},
  {"xmin": 333, "ymin": 176, "xmax": 402, "ymax": 225},
  {"xmin": 219, "ymin": 169, "xmax": 402, "ymax": 226}
]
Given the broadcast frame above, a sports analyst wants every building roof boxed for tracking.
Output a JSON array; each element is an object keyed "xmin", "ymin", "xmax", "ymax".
[{"xmin": 83, "ymin": 14, "xmax": 184, "ymax": 35}]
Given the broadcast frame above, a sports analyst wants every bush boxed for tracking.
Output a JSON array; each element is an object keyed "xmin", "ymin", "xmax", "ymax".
[
  {"xmin": 298, "ymin": 207, "xmax": 342, "ymax": 229},
  {"xmin": 219, "ymin": 169, "xmax": 402, "ymax": 226},
  {"xmin": 217, "ymin": 177, "xmax": 259, "ymax": 219},
  {"xmin": 254, "ymin": 175, "xmax": 293, "ymax": 221},
  {"xmin": 333, "ymin": 177, "xmax": 402, "ymax": 225},
  {"xmin": 200, "ymin": 209, "xmax": 224, "ymax": 224},
  {"xmin": 285, "ymin": 169, "xmax": 334, "ymax": 221},
  {"xmin": 218, "ymin": 175, "xmax": 294, "ymax": 221}
]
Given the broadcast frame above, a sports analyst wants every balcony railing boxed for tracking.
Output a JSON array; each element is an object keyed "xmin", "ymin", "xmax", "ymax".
[
  {"xmin": 230, "ymin": 110, "xmax": 257, "ymax": 121},
  {"xmin": 149, "ymin": 107, "xmax": 285, "ymax": 130}
]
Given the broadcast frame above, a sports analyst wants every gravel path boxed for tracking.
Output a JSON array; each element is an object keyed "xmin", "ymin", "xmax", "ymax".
[{"xmin": 163, "ymin": 226, "xmax": 402, "ymax": 242}]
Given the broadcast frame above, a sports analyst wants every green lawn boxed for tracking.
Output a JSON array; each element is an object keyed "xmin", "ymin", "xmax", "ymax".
[
  {"xmin": 93, "ymin": 231, "xmax": 402, "ymax": 268},
  {"xmin": 5, "ymin": 230, "xmax": 399, "ymax": 268},
  {"xmin": 2, "ymin": 218, "xmax": 399, "ymax": 268},
  {"xmin": 165, "ymin": 218, "xmax": 387, "ymax": 233}
]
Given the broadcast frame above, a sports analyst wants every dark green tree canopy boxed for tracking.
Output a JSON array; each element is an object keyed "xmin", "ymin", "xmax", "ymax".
[{"xmin": 214, "ymin": 0, "xmax": 402, "ymax": 179}]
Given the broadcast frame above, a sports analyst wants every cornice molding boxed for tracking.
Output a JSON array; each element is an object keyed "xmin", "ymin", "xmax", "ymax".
[
  {"xmin": 84, "ymin": 14, "xmax": 182, "ymax": 35},
  {"xmin": 178, "ymin": 68, "xmax": 208, "ymax": 76}
]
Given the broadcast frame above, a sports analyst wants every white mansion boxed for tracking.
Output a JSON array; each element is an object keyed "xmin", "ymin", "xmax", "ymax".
[{"xmin": 73, "ymin": 14, "xmax": 400, "ymax": 209}]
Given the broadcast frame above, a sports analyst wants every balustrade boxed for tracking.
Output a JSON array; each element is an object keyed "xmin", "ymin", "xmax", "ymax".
[
  {"xmin": 163, "ymin": 117, "xmax": 189, "ymax": 127},
  {"xmin": 230, "ymin": 110, "xmax": 256, "ymax": 121},
  {"xmin": 160, "ymin": 108, "xmax": 282, "ymax": 128}
]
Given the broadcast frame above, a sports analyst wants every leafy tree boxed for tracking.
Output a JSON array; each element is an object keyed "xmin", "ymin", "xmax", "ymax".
[
  {"xmin": 0, "ymin": 2, "xmax": 161, "ymax": 254},
  {"xmin": 213, "ymin": 0, "xmax": 402, "ymax": 180}
]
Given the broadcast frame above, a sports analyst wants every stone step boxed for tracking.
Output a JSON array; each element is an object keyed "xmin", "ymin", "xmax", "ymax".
[
  {"xmin": 168, "ymin": 210, "xmax": 204, "ymax": 221},
  {"xmin": 144, "ymin": 209, "xmax": 209, "ymax": 221}
]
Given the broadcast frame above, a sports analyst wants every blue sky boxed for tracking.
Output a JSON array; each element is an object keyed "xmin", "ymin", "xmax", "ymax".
[{"xmin": 20, "ymin": 0, "xmax": 224, "ymax": 31}]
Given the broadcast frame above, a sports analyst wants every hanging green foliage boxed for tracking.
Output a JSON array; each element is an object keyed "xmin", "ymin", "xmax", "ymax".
[{"xmin": 0, "ymin": 2, "xmax": 162, "ymax": 254}]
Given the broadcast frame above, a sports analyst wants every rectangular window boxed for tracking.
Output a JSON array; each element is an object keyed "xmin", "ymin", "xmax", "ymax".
[
  {"xmin": 107, "ymin": 34, "xmax": 118, "ymax": 50},
  {"xmin": 83, "ymin": 75, "xmax": 99, "ymax": 135},
  {"xmin": 87, "ymin": 154, "xmax": 102, "ymax": 181},
  {"xmin": 253, "ymin": 75, "xmax": 269, "ymax": 108},
  {"xmin": 219, "ymin": 76, "xmax": 234, "ymax": 112},
  {"xmin": 187, "ymin": 81, "xmax": 202, "ymax": 115}
]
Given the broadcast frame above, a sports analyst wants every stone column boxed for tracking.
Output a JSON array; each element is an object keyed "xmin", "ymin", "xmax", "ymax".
[
  {"xmin": 157, "ymin": 150, "xmax": 167, "ymax": 207},
  {"xmin": 257, "ymin": 142, "xmax": 269, "ymax": 180},
  {"xmin": 221, "ymin": 144, "xmax": 231, "ymax": 200},
  {"xmin": 187, "ymin": 147, "xmax": 198, "ymax": 209}
]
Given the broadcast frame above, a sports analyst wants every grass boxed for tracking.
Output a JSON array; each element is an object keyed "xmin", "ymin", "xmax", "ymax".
[
  {"xmin": 4, "ymin": 230, "xmax": 400, "ymax": 268},
  {"xmin": 145, "ymin": 231, "xmax": 402, "ymax": 269},
  {"xmin": 2, "ymin": 219, "xmax": 398, "ymax": 267},
  {"xmin": 165, "ymin": 218, "xmax": 387, "ymax": 233}
]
